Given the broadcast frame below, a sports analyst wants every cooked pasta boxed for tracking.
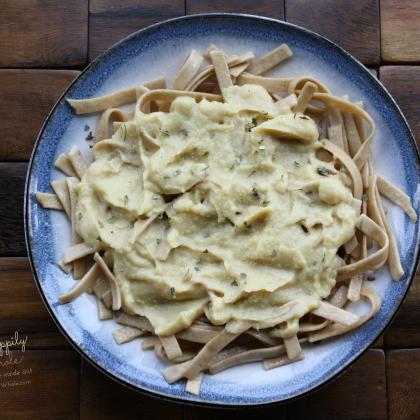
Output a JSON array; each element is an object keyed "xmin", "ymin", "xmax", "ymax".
[{"xmin": 37, "ymin": 44, "xmax": 417, "ymax": 396}]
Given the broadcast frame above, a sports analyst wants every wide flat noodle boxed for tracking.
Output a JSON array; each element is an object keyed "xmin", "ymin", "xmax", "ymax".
[
  {"xmin": 59, "ymin": 263, "xmax": 100, "ymax": 303},
  {"xmin": 236, "ymin": 73, "xmax": 292, "ymax": 94},
  {"xmin": 312, "ymin": 301, "xmax": 359, "ymax": 325},
  {"xmin": 144, "ymin": 77, "xmax": 166, "ymax": 90},
  {"xmin": 309, "ymin": 286, "xmax": 381, "ymax": 342},
  {"xmin": 283, "ymin": 335, "xmax": 302, "ymax": 359},
  {"xmin": 186, "ymin": 52, "xmax": 254, "ymax": 91},
  {"xmin": 274, "ymin": 93, "xmax": 298, "ymax": 111},
  {"xmin": 329, "ymin": 284, "xmax": 348, "ymax": 308},
  {"xmin": 68, "ymin": 86, "xmax": 149, "ymax": 114},
  {"xmin": 115, "ymin": 312, "xmax": 154, "ymax": 333},
  {"xmin": 93, "ymin": 252, "xmax": 121, "ymax": 310},
  {"xmin": 98, "ymin": 300, "xmax": 113, "ymax": 320},
  {"xmin": 96, "ymin": 108, "xmax": 127, "ymax": 142},
  {"xmin": 247, "ymin": 44, "xmax": 293, "ymax": 75},
  {"xmin": 63, "ymin": 242, "xmax": 95, "ymax": 264},
  {"xmin": 312, "ymin": 93, "xmax": 375, "ymax": 169},
  {"xmin": 112, "ymin": 326, "xmax": 145, "ymax": 344},
  {"xmin": 347, "ymin": 275, "xmax": 363, "ymax": 301},
  {"xmin": 36, "ymin": 192, "xmax": 63, "ymax": 210},
  {"xmin": 159, "ymin": 335, "xmax": 183, "ymax": 360},
  {"xmin": 321, "ymin": 140, "xmax": 363, "ymax": 200},
  {"xmin": 54, "ymin": 153, "xmax": 78, "ymax": 177},
  {"xmin": 343, "ymin": 112, "xmax": 362, "ymax": 157},
  {"xmin": 294, "ymin": 81, "xmax": 317, "ymax": 113},
  {"xmin": 136, "ymin": 89, "xmax": 222, "ymax": 114},
  {"xmin": 172, "ymin": 50, "xmax": 204, "ymax": 91},
  {"xmin": 209, "ymin": 49, "xmax": 233, "ymax": 97},
  {"xmin": 337, "ymin": 214, "xmax": 389, "ymax": 280},
  {"xmin": 164, "ymin": 322, "xmax": 250, "ymax": 383},
  {"xmin": 176, "ymin": 326, "xmax": 219, "ymax": 343},
  {"xmin": 209, "ymin": 344, "xmax": 287, "ymax": 374},
  {"xmin": 66, "ymin": 177, "xmax": 86, "ymax": 279},
  {"xmin": 377, "ymin": 175, "xmax": 417, "ymax": 222},
  {"xmin": 68, "ymin": 146, "xmax": 88, "ymax": 178},
  {"xmin": 375, "ymin": 186, "xmax": 404, "ymax": 280},
  {"xmin": 263, "ymin": 353, "xmax": 304, "ymax": 370},
  {"xmin": 288, "ymin": 76, "xmax": 330, "ymax": 95},
  {"xmin": 185, "ymin": 373, "xmax": 203, "ymax": 395}
]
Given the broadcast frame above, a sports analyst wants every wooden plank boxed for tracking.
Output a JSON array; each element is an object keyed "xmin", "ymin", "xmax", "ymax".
[
  {"xmin": 379, "ymin": 66, "xmax": 420, "ymax": 147},
  {"xmin": 0, "ymin": 164, "xmax": 28, "ymax": 257},
  {"xmin": 381, "ymin": 0, "xmax": 420, "ymax": 62},
  {"xmin": 385, "ymin": 270, "xmax": 420, "ymax": 347},
  {"xmin": 285, "ymin": 0, "xmax": 380, "ymax": 65},
  {"xmin": 0, "ymin": 70, "xmax": 80, "ymax": 160},
  {"xmin": 185, "ymin": 400, "xmax": 287, "ymax": 419},
  {"xmin": 0, "ymin": 257, "xmax": 57, "ymax": 333},
  {"xmin": 80, "ymin": 359, "xmax": 184, "ymax": 420},
  {"xmin": 89, "ymin": 1, "xmax": 185, "ymax": 61},
  {"xmin": 187, "ymin": 0, "xmax": 284, "ymax": 19},
  {"xmin": 286, "ymin": 350, "xmax": 387, "ymax": 419},
  {"xmin": 387, "ymin": 349, "xmax": 420, "ymax": 419},
  {"xmin": 0, "ymin": 350, "xmax": 79, "ymax": 419},
  {"xmin": 0, "ymin": 332, "xmax": 70, "ymax": 350},
  {"xmin": 0, "ymin": 0, "xmax": 87, "ymax": 68}
]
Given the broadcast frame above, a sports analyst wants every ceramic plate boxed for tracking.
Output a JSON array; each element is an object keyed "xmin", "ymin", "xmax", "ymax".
[{"xmin": 25, "ymin": 14, "xmax": 420, "ymax": 406}]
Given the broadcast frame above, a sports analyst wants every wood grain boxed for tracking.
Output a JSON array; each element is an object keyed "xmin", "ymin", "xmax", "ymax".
[
  {"xmin": 385, "ymin": 271, "xmax": 420, "ymax": 347},
  {"xmin": 187, "ymin": 0, "xmax": 284, "ymax": 19},
  {"xmin": 379, "ymin": 66, "xmax": 420, "ymax": 146},
  {"xmin": 381, "ymin": 0, "xmax": 420, "ymax": 62},
  {"xmin": 0, "ymin": 164, "xmax": 27, "ymax": 257},
  {"xmin": 0, "ymin": 258, "xmax": 56, "ymax": 334},
  {"xmin": 89, "ymin": 0, "xmax": 185, "ymax": 60},
  {"xmin": 0, "ymin": 332, "xmax": 70, "ymax": 350},
  {"xmin": 387, "ymin": 350, "xmax": 420, "ymax": 419},
  {"xmin": 185, "ymin": 400, "xmax": 287, "ymax": 419},
  {"xmin": 285, "ymin": 0, "xmax": 380, "ymax": 65},
  {"xmin": 286, "ymin": 350, "xmax": 387, "ymax": 419},
  {"xmin": 80, "ymin": 359, "xmax": 184, "ymax": 420},
  {"xmin": 0, "ymin": 70, "xmax": 80, "ymax": 160},
  {"xmin": 0, "ymin": 0, "xmax": 87, "ymax": 68},
  {"xmin": 0, "ymin": 350, "xmax": 79, "ymax": 419}
]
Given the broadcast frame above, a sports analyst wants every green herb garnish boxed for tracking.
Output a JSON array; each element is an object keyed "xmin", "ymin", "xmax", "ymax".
[{"xmin": 317, "ymin": 166, "xmax": 333, "ymax": 177}]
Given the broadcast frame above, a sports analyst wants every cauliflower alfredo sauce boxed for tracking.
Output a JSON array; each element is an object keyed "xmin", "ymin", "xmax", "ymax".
[{"xmin": 36, "ymin": 44, "xmax": 416, "ymax": 395}]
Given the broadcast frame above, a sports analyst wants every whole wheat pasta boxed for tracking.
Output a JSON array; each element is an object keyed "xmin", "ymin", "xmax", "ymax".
[{"xmin": 36, "ymin": 43, "xmax": 417, "ymax": 396}]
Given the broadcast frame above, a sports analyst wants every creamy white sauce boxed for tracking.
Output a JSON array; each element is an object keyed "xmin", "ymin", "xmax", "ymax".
[{"xmin": 75, "ymin": 85, "xmax": 358, "ymax": 336}]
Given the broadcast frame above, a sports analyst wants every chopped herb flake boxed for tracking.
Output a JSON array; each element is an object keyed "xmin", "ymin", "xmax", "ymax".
[
  {"xmin": 366, "ymin": 275, "xmax": 375, "ymax": 282},
  {"xmin": 159, "ymin": 128, "xmax": 170, "ymax": 136},
  {"xmin": 123, "ymin": 195, "xmax": 129, "ymax": 205},
  {"xmin": 317, "ymin": 166, "xmax": 333, "ymax": 177},
  {"xmin": 300, "ymin": 224, "xmax": 309, "ymax": 233},
  {"xmin": 84, "ymin": 124, "xmax": 90, "ymax": 131},
  {"xmin": 231, "ymin": 280, "xmax": 239, "ymax": 286},
  {"xmin": 251, "ymin": 185, "xmax": 260, "ymax": 200},
  {"xmin": 299, "ymin": 115, "xmax": 309, "ymax": 120},
  {"xmin": 77, "ymin": 212, "xmax": 83, "ymax": 220},
  {"xmin": 240, "ymin": 272, "xmax": 247, "ymax": 278},
  {"xmin": 85, "ymin": 131, "xmax": 94, "ymax": 141},
  {"xmin": 170, "ymin": 287, "xmax": 176, "ymax": 298},
  {"xmin": 294, "ymin": 161, "xmax": 300, "ymax": 167}
]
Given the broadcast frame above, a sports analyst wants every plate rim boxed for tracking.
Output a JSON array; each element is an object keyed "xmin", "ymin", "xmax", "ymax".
[{"xmin": 24, "ymin": 12, "xmax": 420, "ymax": 408}]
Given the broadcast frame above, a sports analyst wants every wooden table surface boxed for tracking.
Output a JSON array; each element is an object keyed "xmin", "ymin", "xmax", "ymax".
[{"xmin": 0, "ymin": 1, "xmax": 419, "ymax": 419}]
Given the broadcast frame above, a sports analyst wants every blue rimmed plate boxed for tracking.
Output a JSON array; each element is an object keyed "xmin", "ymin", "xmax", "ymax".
[{"xmin": 25, "ymin": 14, "xmax": 420, "ymax": 407}]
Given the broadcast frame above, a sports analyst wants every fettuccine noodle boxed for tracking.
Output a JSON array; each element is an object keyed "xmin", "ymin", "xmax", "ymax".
[{"xmin": 37, "ymin": 44, "xmax": 417, "ymax": 396}]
